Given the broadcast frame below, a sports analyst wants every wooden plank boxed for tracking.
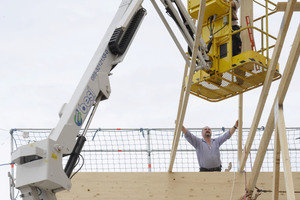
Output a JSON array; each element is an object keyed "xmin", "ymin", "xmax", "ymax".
[
  {"xmin": 169, "ymin": 0, "xmax": 206, "ymax": 172},
  {"xmin": 277, "ymin": 107, "xmax": 296, "ymax": 200},
  {"xmin": 57, "ymin": 172, "xmax": 300, "ymax": 200},
  {"xmin": 246, "ymin": 108, "xmax": 275, "ymax": 193},
  {"xmin": 272, "ymin": 126, "xmax": 281, "ymax": 200},
  {"xmin": 246, "ymin": 24, "xmax": 300, "ymax": 193},
  {"xmin": 239, "ymin": 0, "xmax": 297, "ymax": 171},
  {"xmin": 240, "ymin": 0, "xmax": 254, "ymax": 52},
  {"xmin": 171, "ymin": 62, "xmax": 189, "ymax": 154},
  {"xmin": 238, "ymin": 0, "xmax": 252, "ymax": 168},
  {"xmin": 276, "ymin": 24, "xmax": 300, "ymax": 104},
  {"xmin": 238, "ymin": 94, "xmax": 243, "ymax": 167},
  {"xmin": 277, "ymin": 2, "xmax": 300, "ymax": 11}
]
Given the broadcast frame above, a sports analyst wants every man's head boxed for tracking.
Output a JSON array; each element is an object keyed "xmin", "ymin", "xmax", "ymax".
[{"xmin": 202, "ymin": 126, "xmax": 212, "ymax": 138}]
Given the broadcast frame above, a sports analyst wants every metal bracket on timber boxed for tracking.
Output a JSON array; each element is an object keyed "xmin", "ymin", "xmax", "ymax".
[{"xmin": 168, "ymin": 0, "xmax": 206, "ymax": 173}]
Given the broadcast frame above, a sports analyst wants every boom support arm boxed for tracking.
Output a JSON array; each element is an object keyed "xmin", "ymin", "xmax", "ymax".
[
  {"xmin": 11, "ymin": 1, "xmax": 146, "ymax": 199},
  {"xmin": 11, "ymin": 0, "xmax": 213, "ymax": 199}
]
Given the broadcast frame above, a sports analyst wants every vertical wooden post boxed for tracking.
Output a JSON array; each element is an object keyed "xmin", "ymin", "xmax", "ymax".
[
  {"xmin": 272, "ymin": 125, "xmax": 280, "ymax": 200},
  {"xmin": 240, "ymin": 0, "xmax": 253, "ymax": 53},
  {"xmin": 238, "ymin": 95, "xmax": 243, "ymax": 168},
  {"xmin": 277, "ymin": 106, "xmax": 296, "ymax": 200},
  {"xmin": 238, "ymin": 0, "xmax": 253, "ymax": 169}
]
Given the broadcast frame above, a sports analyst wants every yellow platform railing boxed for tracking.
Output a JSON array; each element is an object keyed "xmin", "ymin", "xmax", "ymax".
[{"xmin": 187, "ymin": 0, "xmax": 282, "ymax": 102}]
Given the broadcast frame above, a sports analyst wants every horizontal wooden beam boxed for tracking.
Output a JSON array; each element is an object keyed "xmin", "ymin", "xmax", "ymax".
[
  {"xmin": 277, "ymin": 2, "xmax": 300, "ymax": 11},
  {"xmin": 57, "ymin": 172, "xmax": 300, "ymax": 200}
]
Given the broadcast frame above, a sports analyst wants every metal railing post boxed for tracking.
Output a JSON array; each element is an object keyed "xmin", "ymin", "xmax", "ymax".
[
  {"xmin": 9, "ymin": 129, "xmax": 15, "ymax": 200},
  {"xmin": 147, "ymin": 129, "xmax": 152, "ymax": 172}
]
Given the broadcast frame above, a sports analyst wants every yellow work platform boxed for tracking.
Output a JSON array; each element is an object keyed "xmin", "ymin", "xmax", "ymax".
[{"xmin": 190, "ymin": 51, "xmax": 281, "ymax": 102}]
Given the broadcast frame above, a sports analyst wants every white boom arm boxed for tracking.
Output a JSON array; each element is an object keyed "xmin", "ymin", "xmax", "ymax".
[
  {"xmin": 11, "ymin": 0, "xmax": 211, "ymax": 199},
  {"xmin": 11, "ymin": 1, "xmax": 146, "ymax": 199}
]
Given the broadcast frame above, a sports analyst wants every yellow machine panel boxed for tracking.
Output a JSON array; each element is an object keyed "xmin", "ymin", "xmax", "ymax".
[{"xmin": 188, "ymin": 0, "xmax": 229, "ymax": 21}]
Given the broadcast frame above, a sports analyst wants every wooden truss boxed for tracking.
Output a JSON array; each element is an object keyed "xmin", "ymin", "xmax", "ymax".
[
  {"xmin": 55, "ymin": 1, "xmax": 300, "ymax": 199},
  {"xmin": 170, "ymin": 0, "xmax": 300, "ymax": 199}
]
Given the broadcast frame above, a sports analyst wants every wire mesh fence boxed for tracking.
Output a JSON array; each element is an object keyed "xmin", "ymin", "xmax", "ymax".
[{"xmin": 10, "ymin": 127, "xmax": 300, "ymax": 173}]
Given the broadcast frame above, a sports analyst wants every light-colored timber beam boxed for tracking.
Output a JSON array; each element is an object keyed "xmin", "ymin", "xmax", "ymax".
[
  {"xmin": 277, "ymin": 106, "xmax": 296, "ymax": 200},
  {"xmin": 277, "ymin": 2, "xmax": 300, "ymax": 11},
  {"xmin": 170, "ymin": 62, "xmax": 188, "ymax": 163},
  {"xmin": 238, "ymin": 94, "xmax": 243, "ymax": 167},
  {"xmin": 238, "ymin": 0, "xmax": 253, "ymax": 168},
  {"xmin": 246, "ymin": 24, "xmax": 300, "ymax": 194},
  {"xmin": 57, "ymin": 172, "xmax": 300, "ymax": 200},
  {"xmin": 168, "ymin": 0, "xmax": 206, "ymax": 172},
  {"xmin": 239, "ymin": 0, "xmax": 297, "ymax": 171},
  {"xmin": 240, "ymin": 0, "xmax": 253, "ymax": 53},
  {"xmin": 272, "ymin": 127, "xmax": 281, "ymax": 200}
]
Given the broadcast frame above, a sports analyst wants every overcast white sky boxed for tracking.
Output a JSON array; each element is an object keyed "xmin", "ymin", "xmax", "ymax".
[{"xmin": 0, "ymin": 1, "xmax": 299, "ymax": 199}]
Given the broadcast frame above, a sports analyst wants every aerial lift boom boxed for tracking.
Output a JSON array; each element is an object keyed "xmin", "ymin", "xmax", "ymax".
[
  {"xmin": 11, "ymin": 1, "xmax": 146, "ymax": 199},
  {"xmin": 11, "ymin": 0, "xmax": 211, "ymax": 199}
]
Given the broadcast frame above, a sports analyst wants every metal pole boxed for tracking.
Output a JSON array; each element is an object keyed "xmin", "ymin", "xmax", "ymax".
[
  {"xmin": 265, "ymin": 0, "xmax": 269, "ymax": 62},
  {"xmin": 9, "ymin": 129, "xmax": 15, "ymax": 200},
  {"xmin": 147, "ymin": 129, "xmax": 152, "ymax": 172},
  {"xmin": 81, "ymin": 95, "xmax": 102, "ymax": 137}
]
